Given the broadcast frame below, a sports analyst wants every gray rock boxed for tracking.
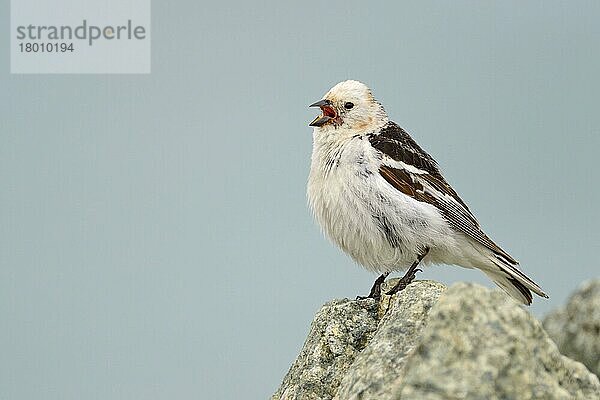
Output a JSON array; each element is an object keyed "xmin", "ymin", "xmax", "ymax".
[
  {"xmin": 395, "ymin": 283, "xmax": 600, "ymax": 400},
  {"xmin": 334, "ymin": 280, "xmax": 446, "ymax": 400},
  {"xmin": 271, "ymin": 298, "xmax": 379, "ymax": 400},
  {"xmin": 543, "ymin": 279, "xmax": 600, "ymax": 378},
  {"xmin": 272, "ymin": 281, "xmax": 600, "ymax": 400}
]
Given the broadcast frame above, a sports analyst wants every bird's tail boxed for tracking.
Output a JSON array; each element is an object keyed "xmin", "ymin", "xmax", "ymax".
[{"xmin": 481, "ymin": 252, "xmax": 548, "ymax": 305}]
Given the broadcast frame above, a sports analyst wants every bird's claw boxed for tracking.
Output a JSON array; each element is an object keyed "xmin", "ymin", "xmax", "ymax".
[
  {"xmin": 385, "ymin": 264, "xmax": 425, "ymax": 296},
  {"xmin": 355, "ymin": 293, "xmax": 380, "ymax": 301},
  {"xmin": 356, "ymin": 273, "xmax": 388, "ymax": 301}
]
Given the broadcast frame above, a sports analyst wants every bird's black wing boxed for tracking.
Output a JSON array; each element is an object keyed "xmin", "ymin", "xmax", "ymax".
[
  {"xmin": 370, "ymin": 121, "xmax": 517, "ymax": 264},
  {"xmin": 369, "ymin": 121, "xmax": 443, "ymax": 177}
]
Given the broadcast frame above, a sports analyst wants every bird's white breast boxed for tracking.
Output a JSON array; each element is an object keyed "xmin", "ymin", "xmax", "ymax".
[{"xmin": 307, "ymin": 133, "xmax": 457, "ymax": 273}]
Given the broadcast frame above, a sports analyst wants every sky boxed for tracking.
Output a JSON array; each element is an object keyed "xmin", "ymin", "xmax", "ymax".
[{"xmin": 1, "ymin": 1, "xmax": 599, "ymax": 399}]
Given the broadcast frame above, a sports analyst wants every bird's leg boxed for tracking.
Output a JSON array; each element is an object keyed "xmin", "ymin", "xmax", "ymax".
[
  {"xmin": 356, "ymin": 272, "xmax": 389, "ymax": 300},
  {"xmin": 386, "ymin": 248, "xmax": 430, "ymax": 296}
]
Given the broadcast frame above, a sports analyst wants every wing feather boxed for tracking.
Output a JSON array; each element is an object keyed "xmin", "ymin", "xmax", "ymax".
[
  {"xmin": 371, "ymin": 121, "xmax": 550, "ymax": 301},
  {"xmin": 371, "ymin": 121, "xmax": 516, "ymax": 264},
  {"xmin": 379, "ymin": 165, "xmax": 515, "ymax": 263}
]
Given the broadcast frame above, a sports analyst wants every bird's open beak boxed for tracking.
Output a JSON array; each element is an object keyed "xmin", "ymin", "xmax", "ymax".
[
  {"xmin": 309, "ymin": 99, "xmax": 330, "ymax": 108},
  {"xmin": 309, "ymin": 99, "xmax": 335, "ymax": 127}
]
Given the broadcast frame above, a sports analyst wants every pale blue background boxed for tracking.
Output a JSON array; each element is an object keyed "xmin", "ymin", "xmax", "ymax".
[{"xmin": 1, "ymin": 1, "xmax": 599, "ymax": 399}]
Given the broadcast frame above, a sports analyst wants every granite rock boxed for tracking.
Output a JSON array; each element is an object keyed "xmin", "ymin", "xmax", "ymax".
[
  {"xmin": 273, "ymin": 280, "xmax": 600, "ymax": 400},
  {"xmin": 543, "ymin": 279, "xmax": 600, "ymax": 378},
  {"xmin": 271, "ymin": 297, "xmax": 379, "ymax": 400},
  {"xmin": 395, "ymin": 283, "xmax": 600, "ymax": 400}
]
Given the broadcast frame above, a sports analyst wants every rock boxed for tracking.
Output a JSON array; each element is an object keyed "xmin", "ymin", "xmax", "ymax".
[
  {"xmin": 334, "ymin": 281, "xmax": 446, "ymax": 400},
  {"xmin": 271, "ymin": 298, "xmax": 380, "ymax": 400},
  {"xmin": 272, "ymin": 280, "xmax": 600, "ymax": 400},
  {"xmin": 395, "ymin": 283, "xmax": 600, "ymax": 400},
  {"xmin": 272, "ymin": 280, "xmax": 444, "ymax": 400},
  {"xmin": 543, "ymin": 279, "xmax": 600, "ymax": 378}
]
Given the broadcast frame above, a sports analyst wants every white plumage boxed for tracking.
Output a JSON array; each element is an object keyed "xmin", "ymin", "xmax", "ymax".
[{"xmin": 307, "ymin": 80, "xmax": 547, "ymax": 305}]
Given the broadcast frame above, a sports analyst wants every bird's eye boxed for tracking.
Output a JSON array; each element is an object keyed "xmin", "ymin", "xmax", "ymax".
[{"xmin": 344, "ymin": 102, "xmax": 354, "ymax": 110}]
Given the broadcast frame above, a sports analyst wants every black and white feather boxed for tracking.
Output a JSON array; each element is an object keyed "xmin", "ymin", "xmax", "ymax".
[{"xmin": 307, "ymin": 80, "xmax": 547, "ymax": 305}]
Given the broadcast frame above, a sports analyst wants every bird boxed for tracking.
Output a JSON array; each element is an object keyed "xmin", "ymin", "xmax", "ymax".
[{"xmin": 306, "ymin": 80, "xmax": 548, "ymax": 305}]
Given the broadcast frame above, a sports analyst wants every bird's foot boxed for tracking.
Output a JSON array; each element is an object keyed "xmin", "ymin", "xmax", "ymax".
[
  {"xmin": 385, "ymin": 268, "xmax": 423, "ymax": 296},
  {"xmin": 385, "ymin": 248, "xmax": 429, "ymax": 296},
  {"xmin": 356, "ymin": 273, "xmax": 389, "ymax": 300}
]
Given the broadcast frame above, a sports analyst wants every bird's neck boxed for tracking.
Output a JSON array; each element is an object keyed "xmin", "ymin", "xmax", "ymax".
[{"xmin": 310, "ymin": 128, "xmax": 360, "ymax": 177}]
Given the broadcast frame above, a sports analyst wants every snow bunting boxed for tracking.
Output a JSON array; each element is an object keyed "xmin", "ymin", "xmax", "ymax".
[{"xmin": 307, "ymin": 80, "xmax": 547, "ymax": 305}]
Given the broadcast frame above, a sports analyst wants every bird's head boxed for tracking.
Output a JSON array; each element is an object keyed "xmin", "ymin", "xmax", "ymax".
[{"xmin": 309, "ymin": 80, "xmax": 388, "ymax": 134}]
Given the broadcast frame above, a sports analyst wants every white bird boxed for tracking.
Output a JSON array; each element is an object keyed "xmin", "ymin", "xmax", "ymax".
[{"xmin": 307, "ymin": 80, "xmax": 548, "ymax": 305}]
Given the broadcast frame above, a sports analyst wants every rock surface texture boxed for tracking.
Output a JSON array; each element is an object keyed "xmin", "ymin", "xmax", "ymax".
[
  {"xmin": 272, "ymin": 280, "xmax": 600, "ymax": 400},
  {"xmin": 543, "ymin": 279, "xmax": 600, "ymax": 378}
]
